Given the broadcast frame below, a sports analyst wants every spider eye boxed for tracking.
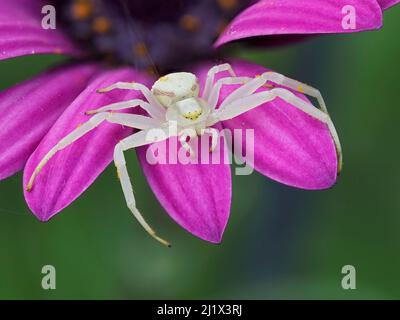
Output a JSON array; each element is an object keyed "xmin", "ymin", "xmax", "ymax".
[{"xmin": 151, "ymin": 72, "xmax": 199, "ymax": 107}]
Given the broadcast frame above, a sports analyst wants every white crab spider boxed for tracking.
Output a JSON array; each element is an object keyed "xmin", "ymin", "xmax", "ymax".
[{"xmin": 26, "ymin": 63, "xmax": 342, "ymax": 247}]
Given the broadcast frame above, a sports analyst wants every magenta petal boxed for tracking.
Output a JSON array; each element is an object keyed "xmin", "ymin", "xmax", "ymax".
[
  {"xmin": 23, "ymin": 68, "xmax": 153, "ymax": 221},
  {"xmin": 215, "ymin": 0, "xmax": 383, "ymax": 47},
  {"xmin": 194, "ymin": 60, "xmax": 337, "ymax": 190},
  {"xmin": 137, "ymin": 126, "xmax": 231, "ymax": 243},
  {"xmin": 0, "ymin": 63, "xmax": 99, "ymax": 180},
  {"xmin": 378, "ymin": 0, "xmax": 400, "ymax": 9},
  {"xmin": 0, "ymin": 0, "xmax": 82, "ymax": 60}
]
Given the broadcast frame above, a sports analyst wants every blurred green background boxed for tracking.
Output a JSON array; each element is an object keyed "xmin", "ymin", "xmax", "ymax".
[{"xmin": 0, "ymin": 7, "xmax": 399, "ymax": 300}]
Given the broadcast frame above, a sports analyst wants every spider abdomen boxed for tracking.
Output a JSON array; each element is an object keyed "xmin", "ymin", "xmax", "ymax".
[{"xmin": 151, "ymin": 72, "xmax": 200, "ymax": 108}]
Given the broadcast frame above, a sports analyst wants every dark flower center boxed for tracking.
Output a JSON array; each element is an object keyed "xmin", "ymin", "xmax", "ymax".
[{"xmin": 58, "ymin": 0, "xmax": 252, "ymax": 73}]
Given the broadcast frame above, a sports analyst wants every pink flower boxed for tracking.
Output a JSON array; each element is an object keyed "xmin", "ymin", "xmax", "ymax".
[{"xmin": 0, "ymin": 0, "xmax": 398, "ymax": 244}]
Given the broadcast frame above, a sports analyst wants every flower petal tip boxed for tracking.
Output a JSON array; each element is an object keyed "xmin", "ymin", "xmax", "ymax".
[
  {"xmin": 37, "ymin": 214, "xmax": 52, "ymax": 223},
  {"xmin": 194, "ymin": 227, "xmax": 225, "ymax": 244},
  {"xmin": 29, "ymin": 204, "xmax": 57, "ymax": 223},
  {"xmin": 378, "ymin": 0, "xmax": 400, "ymax": 10}
]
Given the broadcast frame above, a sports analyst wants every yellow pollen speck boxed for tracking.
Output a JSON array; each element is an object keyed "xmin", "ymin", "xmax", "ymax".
[
  {"xmin": 133, "ymin": 42, "xmax": 149, "ymax": 58},
  {"xmin": 217, "ymin": 0, "xmax": 239, "ymax": 11},
  {"xmin": 93, "ymin": 17, "xmax": 111, "ymax": 34},
  {"xmin": 72, "ymin": 0, "xmax": 92, "ymax": 20},
  {"xmin": 159, "ymin": 76, "xmax": 169, "ymax": 82},
  {"xmin": 255, "ymin": 74, "xmax": 261, "ymax": 78},
  {"xmin": 297, "ymin": 85, "xmax": 304, "ymax": 93},
  {"xmin": 180, "ymin": 14, "xmax": 200, "ymax": 32},
  {"xmin": 183, "ymin": 110, "xmax": 202, "ymax": 121}
]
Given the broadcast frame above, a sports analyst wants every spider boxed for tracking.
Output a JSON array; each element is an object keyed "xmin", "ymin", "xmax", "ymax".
[{"xmin": 26, "ymin": 63, "xmax": 342, "ymax": 247}]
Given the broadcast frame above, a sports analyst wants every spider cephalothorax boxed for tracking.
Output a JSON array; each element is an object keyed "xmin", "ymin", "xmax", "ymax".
[{"xmin": 26, "ymin": 63, "xmax": 342, "ymax": 247}]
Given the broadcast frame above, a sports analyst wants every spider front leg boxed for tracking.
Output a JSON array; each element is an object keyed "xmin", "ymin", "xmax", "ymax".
[
  {"xmin": 206, "ymin": 76, "xmax": 252, "ymax": 110},
  {"xmin": 26, "ymin": 112, "xmax": 162, "ymax": 191},
  {"xmin": 114, "ymin": 127, "xmax": 173, "ymax": 247},
  {"xmin": 213, "ymin": 88, "xmax": 342, "ymax": 172},
  {"xmin": 219, "ymin": 75, "xmax": 271, "ymax": 109},
  {"xmin": 216, "ymin": 89, "xmax": 330, "ymax": 124},
  {"xmin": 215, "ymin": 72, "xmax": 342, "ymax": 171},
  {"xmin": 86, "ymin": 98, "xmax": 161, "ymax": 120},
  {"xmin": 261, "ymin": 72, "xmax": 329, "ymax": 114},
  {"xmin": 220, "ymin": 71, "xmax": 328, "ymax": 113},
  {"xmin": 97, "ymin": 82, "xmax": 166, "ymax": 120},
  {"xmin": 203, "ymin": 63, "xmax": 237, "ymax": 100}
]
